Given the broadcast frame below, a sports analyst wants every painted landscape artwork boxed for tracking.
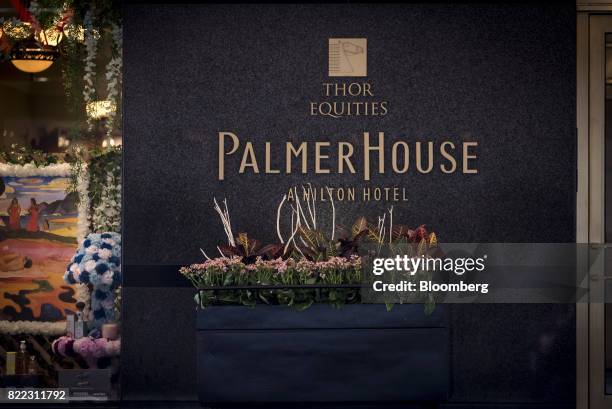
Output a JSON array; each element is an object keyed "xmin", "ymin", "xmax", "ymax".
[{"xmin": 0, "ymin": 175, "xmax": 78, "ymax": 322}]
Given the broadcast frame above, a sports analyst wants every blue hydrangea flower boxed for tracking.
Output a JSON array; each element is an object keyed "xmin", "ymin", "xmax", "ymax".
[{"xmin": 65, "ymin": 232, "xmax": 121, "ymax": 330}]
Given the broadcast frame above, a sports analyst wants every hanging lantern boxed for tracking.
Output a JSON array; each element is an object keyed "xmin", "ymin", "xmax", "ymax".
[
  {"xmin": 86, "ymin": 100, "xmax": 117, "ymax": 120},
  {"xmin": 63, "ymin": 24, "xmax": 99, "ymax": 43},
  {"xmin": 2, "ymin": 20, "xmax": 31, "ymax": 41},
  {"xmin": 37, "ymin": 27, "xmax": 63, "ymax": 47},
  {"xmin": 10, "ymin": 44, "xmax": 57, "ymax": 73},
  {"xmin": 63, "ymin": 23, "xmax": 84, "ymax": 43}
]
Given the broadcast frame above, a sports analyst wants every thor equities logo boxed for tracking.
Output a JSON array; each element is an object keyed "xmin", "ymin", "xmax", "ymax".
[
  {"xmin": 309, "ymin": 38, "xmax": 386, "ymax": 117},
  {"xmin": 328, "ymin": 38, "xmax": 367, "ymax": 77}
]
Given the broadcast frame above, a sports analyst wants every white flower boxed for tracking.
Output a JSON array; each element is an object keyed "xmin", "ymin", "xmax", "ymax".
[
  {"xmin": 0, "ymin": 321, "xmax": 65, "ymax": 336},
  {"xmin": 85, "ymin": 245, "xmax": 99, "ymax": 255},
  {"xmin": 101, "ymin": 271, "xmax": 114, "ymax": 285},
  {"xmin": 98, "ymin": 248, "xmax": 112, "ymax": 259},
  {"xmin": 84, "ymin": 259, "xmax": 97, "ymax": 272},
  {"xmin": 0, "ymin": 163, "xmax": 71, "ymax": 177},
  {"xmin": 92, "ymin": 170, "xmax": 121, "ymax": 232},
  {"xmin": 104, "ymin": 23, "xmax": 122, "ymax": 138},
  {"xmin": 83, "ymin": 10, "xmax": 99, "ymax": 131}
]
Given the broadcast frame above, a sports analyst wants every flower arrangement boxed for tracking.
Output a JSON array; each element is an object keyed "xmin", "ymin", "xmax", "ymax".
[
  {"xmin": 52, "ymin": 335, "xmax": 120, "ymax": 368},
  {"xmin": 64, "ymin": 232, "xmax": 121, "ymax": 329},
  {"xmin": 87, "ymin": 148, "xmax": 122, "ymax": 233},
  {"xmin": 182, "ymin": 188, "xmax": 439, "ymax": 311},
  {"xmin": 181, "ymin": 256, "xmax": 362, "ymax": 309},
  {"xmin": 91, "ymin": 166, "xmax": 121, "ymax": 232},
  {"xmin": 0, "ymin": 144, "xmax": 60, "ymax": 166}
]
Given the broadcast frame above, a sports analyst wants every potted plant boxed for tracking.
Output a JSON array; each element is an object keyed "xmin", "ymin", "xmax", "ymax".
[{"xmin": 180, "ymin": 188, "xmax": 449, "ymax": 404}]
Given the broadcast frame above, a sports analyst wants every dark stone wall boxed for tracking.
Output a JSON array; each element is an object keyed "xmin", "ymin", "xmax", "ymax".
[{"xmin": 122, "ymin": 4, "xmax": 576, "ymax": 403}]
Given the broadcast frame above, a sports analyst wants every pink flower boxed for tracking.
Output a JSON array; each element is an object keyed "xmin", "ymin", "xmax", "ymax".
[
  {"xmin": 72, "ymin": 337, "xmax": 88, "ymax": 355},
  {"xmin": 85, "ymin": 246, "xmax": 99, "ymax": 255},
  {"xmin": 98, "ymin": 248, "xmax": 112, "ymax": 260},
  {"xmin": 84, "ymin": 260, "xmax": 97, "ymax": 272},
  {"xmin": 92, "ymin": 339, "xmax": 109, "ymax": 358},
  {"xmin": 103, "ymin": 339, "xmax": 121, "ymax": 356},
  {"xmin": 53, "ymin": 336, "xmax": 71, "ymax": 356},
  {"xmin": 71, "ymin": 265, "xmax": 81, "ymax": 281}
]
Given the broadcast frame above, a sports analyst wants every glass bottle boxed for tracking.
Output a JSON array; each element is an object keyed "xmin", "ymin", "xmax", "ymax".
[
  {"xmin": 27, "ymin": 356, "xmax": 37, "ymax": 375},
  {"xmin": 6, "ymin": 351, "xmax": 16, "ymax": 375},
  {"xmin": 15, "ymin": 340, "xmax": 28, "ymax": 375}
]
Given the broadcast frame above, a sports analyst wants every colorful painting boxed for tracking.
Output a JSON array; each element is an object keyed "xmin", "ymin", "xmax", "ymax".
[{"xmin": 0, "ymin": 173, "xmax": 79, "ymax": 323}]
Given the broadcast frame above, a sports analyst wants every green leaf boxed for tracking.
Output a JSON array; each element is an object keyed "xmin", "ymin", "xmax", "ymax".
[
  {"xmin": 294, "ymin": 300, "xmax": 314, "ymax": 311},
  {"xmin": 299, "ymin": 228, "xmax": 324, "ymax": 252},
  {"xmin": 424, "ymin": 297, "xmax": 436, "ymax": 316},
  {"xmin": 223, "ymin": 273, "xmax": 234, "ymax": 286},
  {"xmin": 352, "ymin": 217, "xmax": 368, "ymax": 237}
]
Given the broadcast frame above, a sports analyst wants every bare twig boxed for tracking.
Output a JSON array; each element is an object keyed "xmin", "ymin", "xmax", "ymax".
[
  {"xmin": 276, "ymin": 194, "xmax": 287, "ymax": 244},
  {"xmin": 293, "ymin": 187, "xmax": 312, "ymax": 230},
  {"xmin": 388, "ymin": 206, "xmax": 394, "ymax": 244},
  {"xmin": 213, "ymin": 197, "xmax": 235, "ymax": 247},
  {"xmin": 325, "ymin": 186, "xmax": 336, "ymax": 241},
  {"xmin": 284, "ymin": 207, "xmax": 301, "ymax": 255},
  {"xmin": 303, "ymin": 184, "xmax": 317, "ymax": 229},
  {"xmin": 200, "ymin": 248, "xmax": 212, "ymax": 261}
]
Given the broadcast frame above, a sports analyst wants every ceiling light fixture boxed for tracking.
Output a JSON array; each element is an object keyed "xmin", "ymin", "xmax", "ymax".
[{"xmin": 10, "ymin": 46, "xmax": 57, "ymax": 73}]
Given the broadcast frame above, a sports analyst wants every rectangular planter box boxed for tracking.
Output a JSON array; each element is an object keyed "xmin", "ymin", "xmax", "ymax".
[{"xmin": 197, "ymin": 303, "xmax": 449, "ymax": 403}]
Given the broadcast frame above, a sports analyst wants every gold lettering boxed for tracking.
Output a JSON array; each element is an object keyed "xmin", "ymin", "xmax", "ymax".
[
  {"xmin": 218, "ymin": 131, "xmax": 239, "ymax": 180},
  {"xmin": 287, "ymin": 142, "xmax": 307, "ymax": 173},
  {"xmin": 310, "ymin": 102, "xmax": 318, "ymax": 115},
  {"xmin": 440, "ymin": 141, "xmax": 457, "ymax": 173},
  {"xmin": 265, "ymin": 142, "xmax": 279, "ymax": 173},
  {"xmin": 374, "ymin": 188, "xmax": 381, "ymax": 201},
  {"xmin": 315, "ymin": 142, "xmax": 331, "ymax": 173},
  {"xmin": 391, "ymin": 141, "xmax": 409, "ymax": 173},
  {"xmin": 463, "ymin": 142, "xmax": 478, "ymax": 174},
  {"xmin": 347, "ymin": 188, "xmax": 355, "ymax": 201},
  {"xmin": 416, "ymin": 142, "xmax": 434, "ymax": 173},
  {"xmin": 338, "ymin": 142, "xmax": 356, "ymax": 173},
  {"xmin": 380, "ymin": 101, "xmax": 388, "ymax": 115},
  {"xmin": 364, "ymin": 132, "xmax": 385, "ymax": 181},
  {"xmin": 239, "ymin": 142, "xmax": 259, "ymax": 174}
]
